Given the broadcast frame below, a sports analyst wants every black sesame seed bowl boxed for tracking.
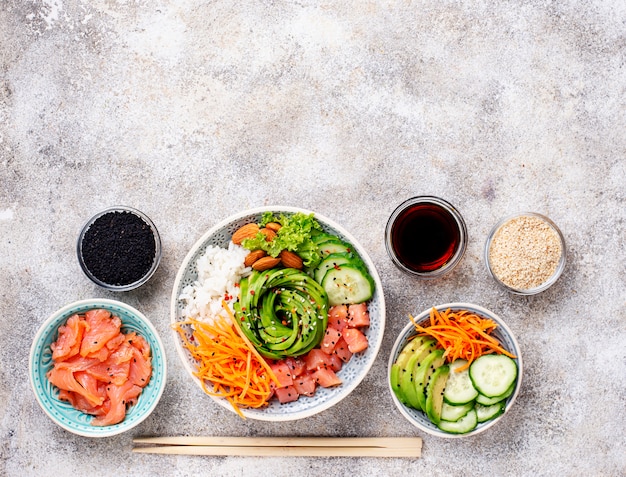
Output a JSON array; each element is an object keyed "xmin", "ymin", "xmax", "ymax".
[{"xmin": 77, "ymin": 206, "xmax": 162, "ymax": 292}]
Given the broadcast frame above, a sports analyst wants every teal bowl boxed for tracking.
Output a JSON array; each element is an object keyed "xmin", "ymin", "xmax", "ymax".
[{"xmin": 29, "ymin": 299, "xmax": 167, "ymax": 437}]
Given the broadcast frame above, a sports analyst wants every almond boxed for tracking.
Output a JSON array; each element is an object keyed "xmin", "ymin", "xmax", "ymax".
[
  {"xmin": 251, "ymin": 256, "xmax": 281, "ymax": 271},
  {"xmin": 280, "ymin": 250, "xmax": 303, "ymax": 269},
  {"xmin": 244, "ymin": 249, "xmax": 266, "ymax": 267},
  {"xmin": 265, "ymin": 222, "xmax": 282, "ymax": 232},
  {"xmin": 232, "ymin": 223, "xmax": 260, "ymax": 244},
  {"xmin": 259, "ymin": 227, "xmax": 277, "ymax": 242}
]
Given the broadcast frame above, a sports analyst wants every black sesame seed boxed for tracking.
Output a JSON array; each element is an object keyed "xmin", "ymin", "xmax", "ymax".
[{"xmin": 81, "ymin": 211, "xmax": 156, "ymax": 286}]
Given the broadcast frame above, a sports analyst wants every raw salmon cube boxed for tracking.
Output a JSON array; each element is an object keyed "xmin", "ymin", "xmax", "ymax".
[
  {"xmin": 274, "ymin": 385, "xmax": 300, "ymax": 404},
  {"xmin": 328, "ymin": 305, "xmax": 349, "ymax": 331},
  {"xmin": 284, "ymin": 356, "xmax": 306, "ymax": 377},
  {"xmin": 342, "ymin": 328, "xmax": 369, "ymax": 353},
  {"xmin": 347, "ymin": 303, "xmax": 370, "ymax": 328},
  {"xmin": 292, "ymin": 372, "xmax": 317, "ymax": 396},
  {"xmin": 320, "ymin": 327, "xmax": 343, "ymax": 355},
  {"xmin": 269, "ymin": 361, "xmax": 293, "ymax": 387},
  {"xmin": 331, "ymin": 337, "xmax": 353, "ymax": 363},
  {"xmin": 329, "ymin": 353, "xmax": 343, "ymax": 372},
  {"xmin": 313, "ymin": 368, "xmax": 342, "ymax": 388},
  {"xmin": 304, "ymin": 349, "xmax": 333, "ymax": 371}
]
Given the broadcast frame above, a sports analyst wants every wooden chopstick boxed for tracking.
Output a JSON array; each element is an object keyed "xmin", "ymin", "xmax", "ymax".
[
  {"xmin": 132, "ymin": 445, "xmax": 419, "ymax": 457},
  {"xmin": 133, "ymin": 436, "xmax": 418, "ymax": 447},
  {"xmin": 132, "ymin": 436, "xmax": 421, "ymax": 458}
]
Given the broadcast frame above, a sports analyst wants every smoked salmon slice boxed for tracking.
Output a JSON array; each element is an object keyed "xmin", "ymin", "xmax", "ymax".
[
  {"xmin": 91, "ymin": 380, "xmax": 143, "ymax": 427},
  {"xmin": 53, "ymin": 355, "xmax": 100, "ymax": 372},
  {"xmin": 47, "ymin": 309, "xmax": 152, "ymax": 426},
  {"xmin": 50, "ymin": 314, "xmax": 87, "ymax": 361},
  {"xmin": 74, "ymin": 371, "xmax": 107, "ymax": 406},
  {"xmin": 47, "ymin": 366, "xmax": 104, "ymax": 407},
  {"xmin": 79, "ymin": 309, "xmax": 122, "ymax": 357},
  {"xmin": 127, "ymin": 332, "xmax": 150, "ymax": 359},
  {"xmin": 128, "ymin": 346, "xmax": 152, "ymax": 387},
  {"xmin": 85, "ymin": 359, "xmax": 131, "ymax": 386}
]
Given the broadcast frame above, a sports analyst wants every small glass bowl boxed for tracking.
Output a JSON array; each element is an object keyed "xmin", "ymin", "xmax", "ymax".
[
  {"xmin": 77, "ymin": 206, "xmax": 162, "ymax": 292},
  {"xmin": 385, "ymin": 196, "xmax": 468, "ymax": 279},
  {"xmin": 485, "ymin": 212, "xmax": 566, "ymax": 295}
]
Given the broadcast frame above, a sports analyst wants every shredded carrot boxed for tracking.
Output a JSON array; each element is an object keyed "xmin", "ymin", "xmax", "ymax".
[
  {"xmin": 172, "ymin": 303, "xmax": 279, "ymax": 418},
  {"xmin": 410, "ymin": 307, "xmax": 517, "ymax": 372},
  {"xmin": 220, "ymin": 300, "xmax": 278, "ymax": 382}
]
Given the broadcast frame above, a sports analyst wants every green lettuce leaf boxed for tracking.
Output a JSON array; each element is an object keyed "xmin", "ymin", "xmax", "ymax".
[{"xmin": 241, "ymin": 212, "xmax": 323, "ymax": 268}]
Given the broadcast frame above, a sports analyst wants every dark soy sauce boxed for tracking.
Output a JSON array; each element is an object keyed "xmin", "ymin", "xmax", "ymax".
[{"xmin": 390, "ymin": 203, "xmax": 460, "ymax": 273}]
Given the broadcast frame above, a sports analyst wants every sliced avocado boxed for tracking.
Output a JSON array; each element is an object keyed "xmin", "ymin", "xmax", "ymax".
[
  {"xmin": 399, "ymin": 339, "xmax": 438, "ymax": 410},
  {"xmin": 398, "ymin": 356, "xmax": 420, "ymax": 408},
  {"xmin": 390, "ymin": 336, "xmax": 428, "ymax": 404},
  {"xmin": 234, "ymin": 268, "xmax": 328, "ymax": 359},
  {"xmin": 389, "ymin": 364, "xmax": 407, "ymax": 404},
  {"xmin": 425, "ymin": 364, "xmax": 450, "ymax": 425},
  {"xmin": 415, "ymin": 348, "xmax": 446, "ymax": 411}
]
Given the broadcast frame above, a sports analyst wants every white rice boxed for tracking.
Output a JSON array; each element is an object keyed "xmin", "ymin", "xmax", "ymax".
[{"xmin": 178, "ymin": 242, "xmax": 251, "ymax": 324}]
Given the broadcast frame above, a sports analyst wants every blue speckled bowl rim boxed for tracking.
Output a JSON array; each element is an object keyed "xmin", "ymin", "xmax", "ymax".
[
  {"xmin": 387, "ymin": 302, "xmax": 523, "ymax": 438},
  {"xmin": 170, "ymin": 206, "xmax": 386, "ymax": 421},
  {"xmin": 28, "ymin": 299, "xmax": 167, "ymax": 437}
]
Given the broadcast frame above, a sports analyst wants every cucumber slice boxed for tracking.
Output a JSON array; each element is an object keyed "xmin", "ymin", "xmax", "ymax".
[
  {"xmin": 469, "ymin": 354, "xmax": 518, "ymax": 398},
  {"xmin": 317, "ymin": 238, "xmax": 353, "ymax": 257},
  {"xmin": 440, "ymin": 401, "xmax": 474, "ymax": 422},
  {"xmin": 475, "ymin": 382, "xmax": 515, "ymax": 405},
  {"xmin": 321, "ymin": 264, "xmax": 374, "ymax": 305},
  {"xmin": 437, "ymin": 408, "xmax": 478, "ymax": 434},
  {"xmin": 311, "ymin": 232, "xmax": 337, "ymax": 245},
  {"xmin": 475, "ymin": 401, "xmax": 505, "ymax": 423},
  {"xmin": 313, "ymin": 252, "xmax": 365, "ymax": 284},
  {"xmin": 443, "ymin": 360, "xmax": 479, "ymax": 405}
]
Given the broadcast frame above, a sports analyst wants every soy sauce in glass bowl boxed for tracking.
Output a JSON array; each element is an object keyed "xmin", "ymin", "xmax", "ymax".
[
  {"xmin": 385, "ymin": 196, "xmax": 467, "ymax": 279},
  {"xmin": 77, "ymin": 206, "xmax": 161, "ymax": 291}
]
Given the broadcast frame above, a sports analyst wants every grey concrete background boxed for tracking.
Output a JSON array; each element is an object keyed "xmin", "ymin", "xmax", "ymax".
[{"xmin": 1, "ymin": 1, "xmax": 625, "ymax": 475}]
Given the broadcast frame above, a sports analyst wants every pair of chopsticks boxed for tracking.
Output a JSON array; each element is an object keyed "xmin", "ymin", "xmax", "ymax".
[{"xmin": 132, "ymin": 436, "xmax": 422, "ymax": 458}]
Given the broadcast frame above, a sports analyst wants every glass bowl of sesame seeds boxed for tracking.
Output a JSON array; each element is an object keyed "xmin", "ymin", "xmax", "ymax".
[
  {"xmin": 77, "ymin": 206, "xmax": 162, "ymax": 292},
  {"xmin": 485, "ymin": 212, "xmax": 566, "ymax": 295}
]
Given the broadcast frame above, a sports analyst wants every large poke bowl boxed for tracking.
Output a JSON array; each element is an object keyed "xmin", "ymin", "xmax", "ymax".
[{"xmin": 171, "ymin": 206, "xmax": 385, "ymax": 421}]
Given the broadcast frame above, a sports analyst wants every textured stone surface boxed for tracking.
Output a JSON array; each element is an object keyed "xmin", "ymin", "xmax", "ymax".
[{"xmin": 1, "ymin": 1, "xmax": 625, "ymax": 475}]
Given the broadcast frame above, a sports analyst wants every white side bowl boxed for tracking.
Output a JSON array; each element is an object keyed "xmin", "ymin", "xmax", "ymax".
[{"xmin": 388, "ymin": 303, "xmax": 522, "ymax": 438}]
